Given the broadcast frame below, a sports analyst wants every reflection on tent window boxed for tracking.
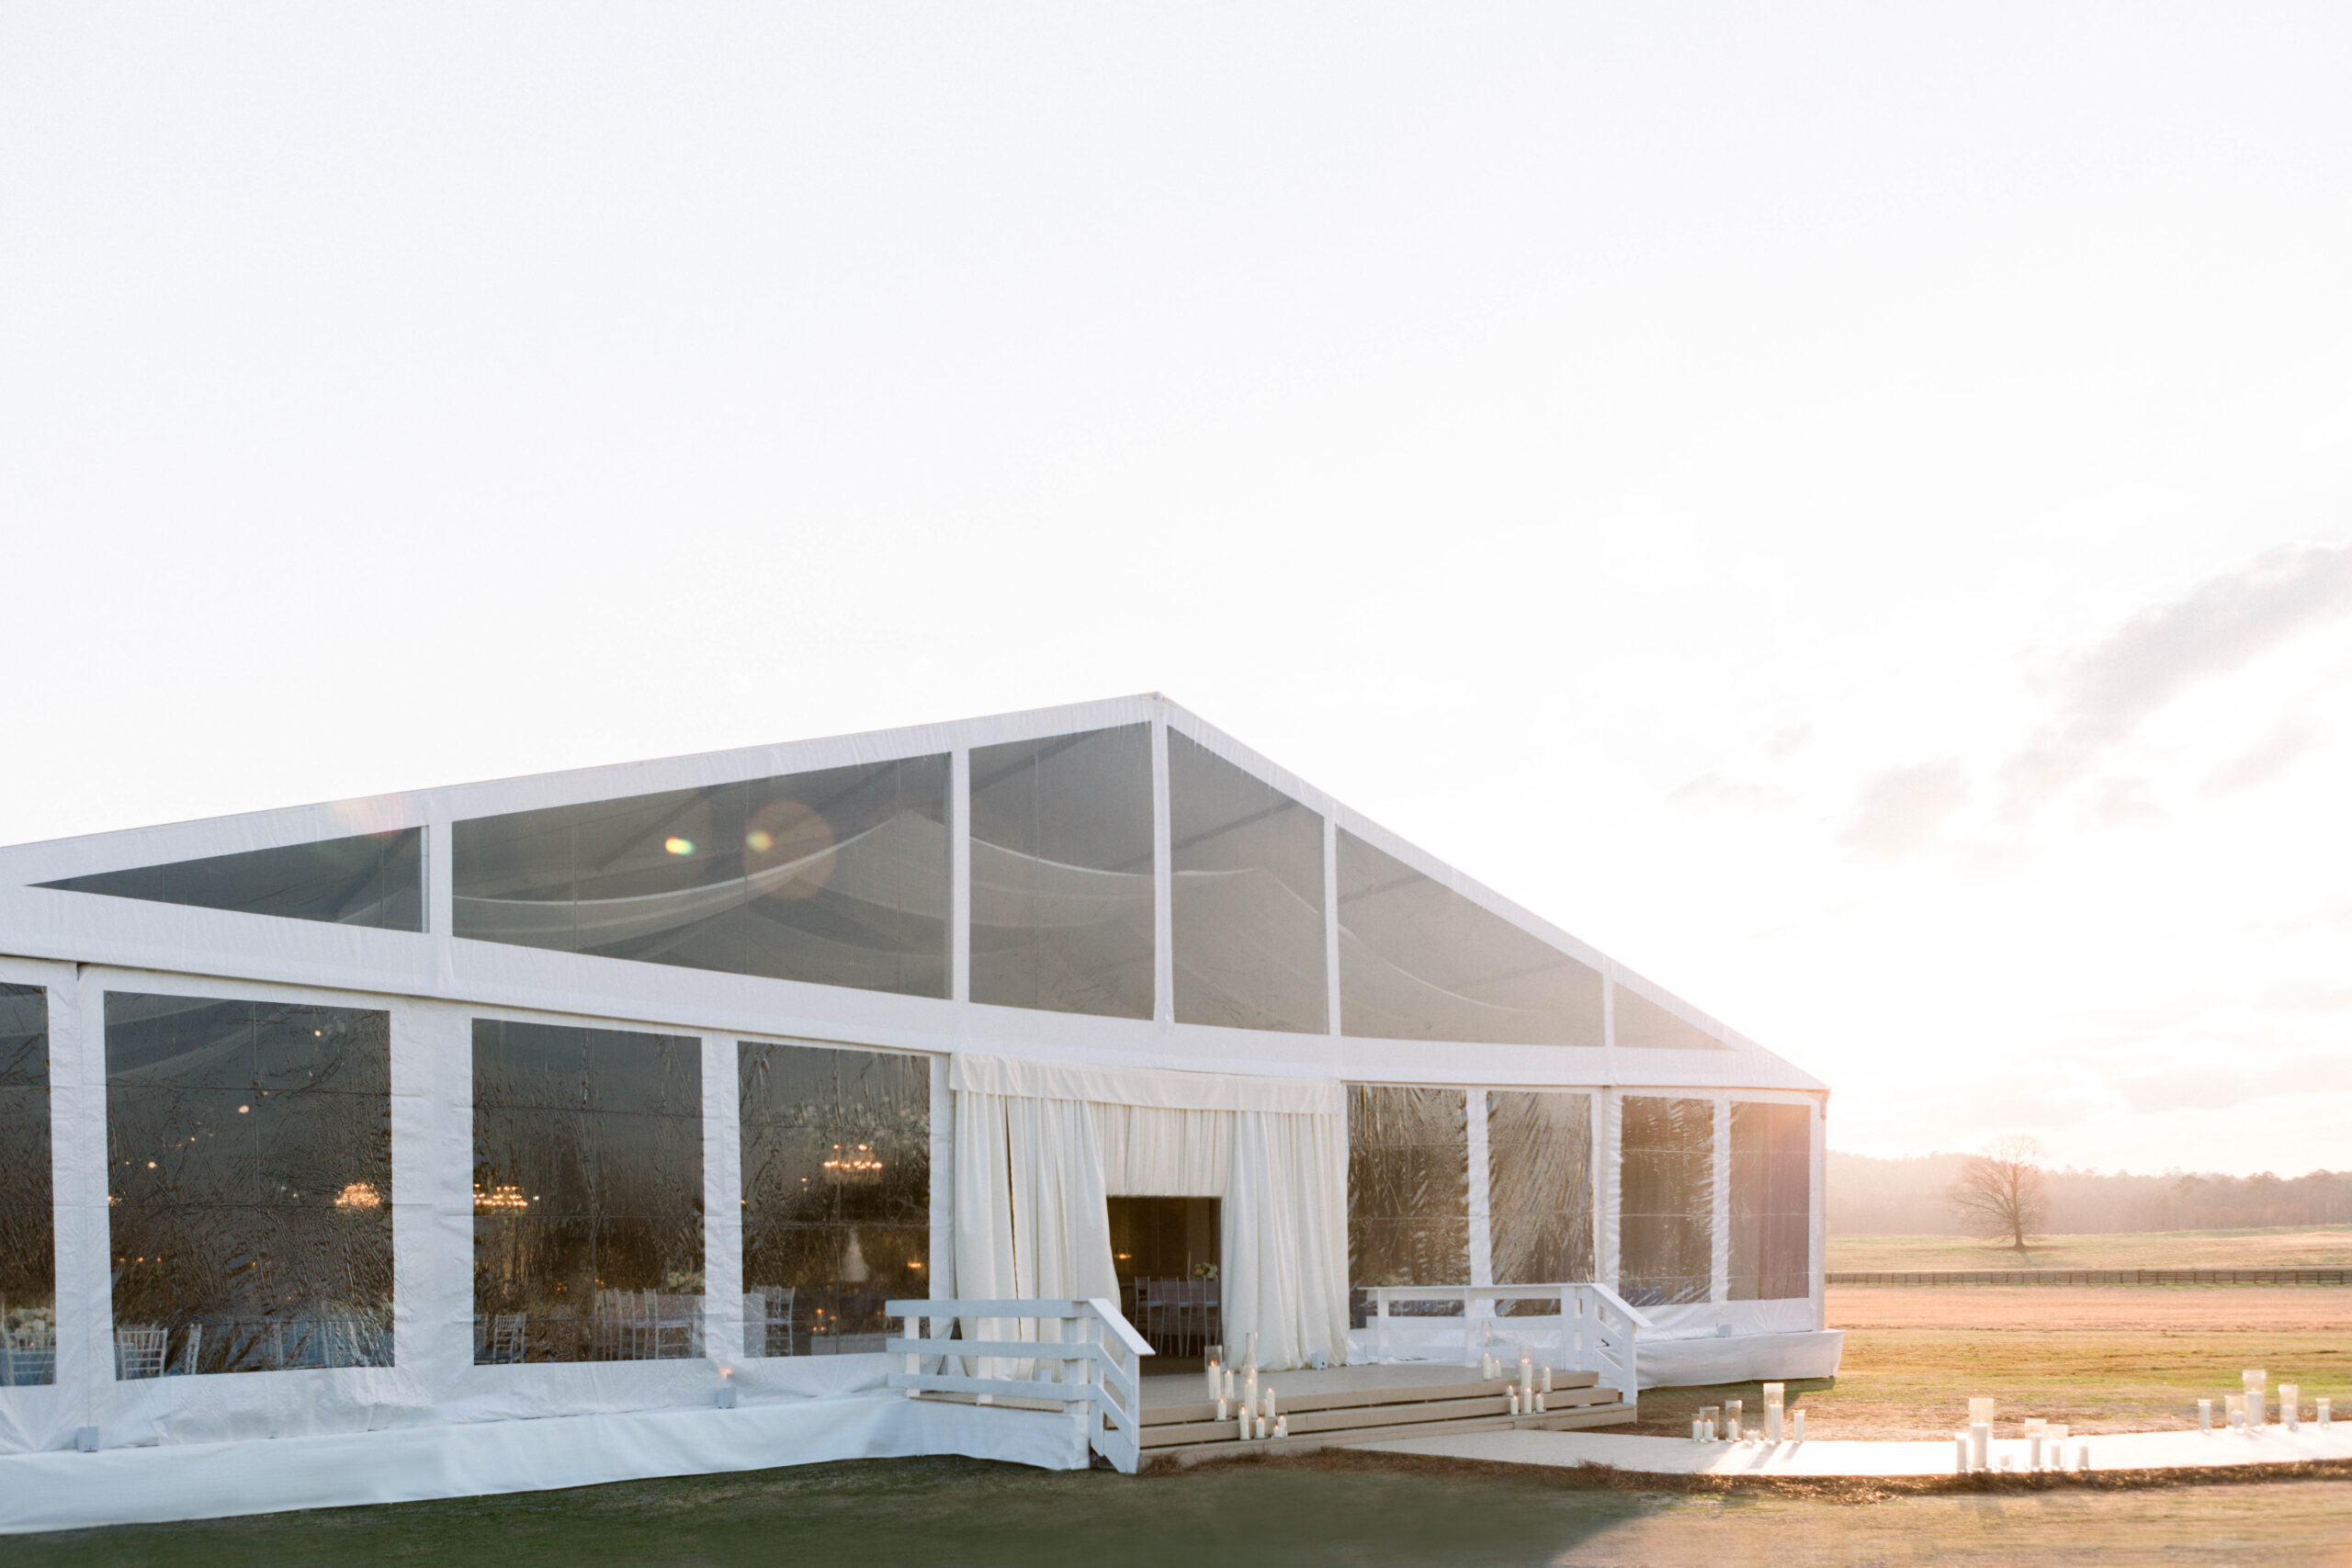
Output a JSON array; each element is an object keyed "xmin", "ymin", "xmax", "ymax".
[
  {"xmin": 471, "ymin": 1020, "xmax": 705, "ymax": 1364},
  {"xmin": 968, "ymin": 725, "xmax": 1156, "ymax": 1019},
  {"xmin": 1487, "ymin": 1090, "xmax": 1594, "ymax": 1312},
  {"xmin": 1169, "ymin": 732, "xmax": 1326, "ymax": 1033},
  {"xmin": 1730, "ymin": 1101, "xmax": 1810, "ymax": 1301},
  {"xmin": 103, "ymin": 992, "xmax": 393, "ymax": 1375},
  {"xmin": 1, "ymin": 986, "xmax": 55, "ymax": 1387},
  {"xmin": 1618, "ymin": 1096, "xmax": 1713, "ymax": 1306},
  {"xmin": 1337, "ymin": 832, "xmax": 1602, "ymax": 1047},
  {"xmin": 739, "ymin": 1042, "xmax": 928, "ymax": 1357},
  {"xmin": 451, "ymin": 758, "xmax": 950, "ymax": 998},
  {"xmin": 42, "ymin": 829, "xmax": 423, "ymax": 931},
  {"xmin": 1346, "ymin": 1084, "xmax": 1468, "ymax": 1325}
]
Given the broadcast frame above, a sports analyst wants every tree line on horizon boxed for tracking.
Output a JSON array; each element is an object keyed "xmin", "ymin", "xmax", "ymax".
[{"xmin": 1828, "ymin": 1148, "xmax": 2352, "ymax": 1236}]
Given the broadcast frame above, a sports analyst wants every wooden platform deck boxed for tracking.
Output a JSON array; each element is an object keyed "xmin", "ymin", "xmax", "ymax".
[{"xmin": 1133, "ymin": 1361, "xmax": 1636, "ymax": 1470}]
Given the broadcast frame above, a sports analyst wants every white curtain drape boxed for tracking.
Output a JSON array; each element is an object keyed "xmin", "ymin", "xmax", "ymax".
[
  {"xmin": 1223, "ymin": 1110, "xmax": 1351, "ymax": 1371},
  {"xmin": 949, "ymin": 1055, "xmax": 1348, "ymax": 1371}
]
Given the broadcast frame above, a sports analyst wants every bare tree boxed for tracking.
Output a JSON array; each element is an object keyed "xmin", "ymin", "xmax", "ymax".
[{"xmin": 1949, "ymin": 1134, "xmax": 2049, "ymax": 1254}]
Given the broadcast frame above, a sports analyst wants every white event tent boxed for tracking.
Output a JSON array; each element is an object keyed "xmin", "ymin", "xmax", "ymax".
[{"xmin": 0, "ymin": 694, "xmax": 1833, "ymax": 1528}]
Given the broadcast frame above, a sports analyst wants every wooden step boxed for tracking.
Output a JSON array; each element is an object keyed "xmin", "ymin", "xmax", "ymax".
[
  {"xmin": 1137, "ymin": 1401, "xmax": 1638, "ymax": 1470},
  {"xmin": 1141, "ymin": 1385, "xmax": 1621, "ymax": 1449},
  {"xmin": 1140, "ymin": 1371, "xmax": 1601, "ymax": 1427}
]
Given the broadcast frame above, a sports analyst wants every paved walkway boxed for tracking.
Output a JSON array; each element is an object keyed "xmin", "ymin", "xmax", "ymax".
[{"xmin": 1347, "ymin": 1423, "xmax": 2352, "ymax": 1477}]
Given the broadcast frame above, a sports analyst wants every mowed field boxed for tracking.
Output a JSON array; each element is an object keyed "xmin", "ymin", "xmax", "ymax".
[
  {"xmin": 1828, "ymin": 1225, "xmax": 2352, "ymax": 1271},
  {"xmin": 1632, "ymin": 1283, "xmax": 2352, "ymax": 1439}
]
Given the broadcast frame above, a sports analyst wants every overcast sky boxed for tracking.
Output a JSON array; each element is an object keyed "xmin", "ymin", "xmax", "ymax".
[{"xmin": 5, "ymin": 6, "xmax": 2347, "ymax": 1177}]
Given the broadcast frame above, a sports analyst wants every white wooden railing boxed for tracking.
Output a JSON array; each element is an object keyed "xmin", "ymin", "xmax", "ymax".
[
  {"xmin": 886, "ymin": 1297, "xmax": 1155, "ymax": 1474},
  {"xmin": 1366, "ymin": 1282, "xmax": 1651, "ymax": 1406}
]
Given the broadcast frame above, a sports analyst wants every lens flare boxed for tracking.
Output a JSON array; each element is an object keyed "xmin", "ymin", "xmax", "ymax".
[
  {"xmin": 745, "ymin": 829, "xmax": 774, "ymax": 852},
  {"xmin": 663, "ymin": 837, "xmax": 695, "ymax": 856}
]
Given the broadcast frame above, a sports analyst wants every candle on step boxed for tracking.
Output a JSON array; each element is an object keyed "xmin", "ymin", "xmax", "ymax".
[
  {"xmin": 2198, "ymin": 1398, "xmax": 2211, "ymax": 1433},
  {"xmin": 1508, "ymin": 1389, "xmax": 1521, "ymax": 1416},
  {"xmin": 1256, "ymin": 1416, "xmax": 1267, "ymax": 1441},
  {"xmin": 1724, "ymin": 1399, "xmax": 1743, "ymax": 1437},
  {"xmin": 1541, "ymin": 1366, "xmax": 1553, "ymax": 1394},
  {"xmin": 1764, "ymin": 1403, "xmax": 1781, "ymax": 1442},
  {"xmin": 1205, "ymin": 1362, "xmax": 1221, "ymax": 1403},
  {"xmin": 2075, "ymin": 1442, "xmax": 2090, "ymax": 1472},
  {"xmin": 2227, "ymin": 1393, "xmax": 2245, "ymax": 1430},
  {"xmin": 2045, "ymin": 1425, "xmax": 2067, "ymax": 1469},
  {"xmin": 1274, "ymin": 1416, "xmax": 1287, "ymax": 1438},
  {"xmin": 1692, "ymin": 1418, "xmax": 1706, "ymax": 1443},
  {"xmin": 1791, "ymin": 1409, "xmax": 1805, "ymax": 1441},
  {"xmin": 2318, "ymin": 1397, "xmax": 2332, "ymax": 1427},
  {"xmin": 1216, "ymin": 1398, "xmax": 1228, "ymax": 1421},
  {"xmin": 1263, "ymin": 1388, "xmax": 1277, "ymax": 1420},
  {"xmin": 1225, "ymin": 1368, "xmax": 1237, "ymax": 1401},
  {"xmin": 1238, "ymin": 1405, "xmax": 1250, "ymax": 1441},
  {"xmin": 2280, "ymin": 1383, "xmax": 2300, "ymax": 1430},
  {"xmin": 1954, "ymin": 1433, "xmax": 1969, "ymax": 1473},
  {"xmin": 1969, "ymin": 1422, "xmax": 1990, "ymax": 1472},
  {"xmin": 2025, "ymin": 1416, "xmax": 2044, "ymax": 1472},
  {"xmin": 1534, "ymin": 1392, "xmax": 1546, "ymax": 1414},
  {"xmin": 2243, "ymin": 1370, "xmax": 2266, "ymax": 1427}
]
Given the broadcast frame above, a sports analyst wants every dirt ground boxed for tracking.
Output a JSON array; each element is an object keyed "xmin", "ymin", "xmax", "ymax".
[{"xmin": 1632, "ymin": 1284, "xmax": 2352, "ymax": 1439}]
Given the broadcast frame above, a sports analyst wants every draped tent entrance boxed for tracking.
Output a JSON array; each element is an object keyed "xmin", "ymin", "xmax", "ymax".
[{"xmin": 949, "ymin": 1055, "xmax": 1348, "ymax": 1371}]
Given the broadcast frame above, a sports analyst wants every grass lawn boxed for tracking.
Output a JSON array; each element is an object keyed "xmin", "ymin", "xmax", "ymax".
[
  {"xmin": 1826, "ymin": 1225, "xmax": 2352, "ymax": 1271},
  {"xmin": 3, "ymin": 1455, "xmax": 2349, "ymax": 1568},
  {"xmin": 1629, "ymin": 1285, "xmax": 2352, "ymax": 1439}
]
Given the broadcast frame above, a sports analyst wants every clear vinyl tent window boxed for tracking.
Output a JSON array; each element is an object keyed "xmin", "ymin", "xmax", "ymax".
[
  {"xmin": 1611, "ymin": 984, "xmax": 1731, "ymax": 1051},
  {"xmin": 1336, "ymin": 832, "xmax": 1603, "ymax": 1047},
  {"xmin": 0, "ymin": 985, "xmax": 53, "ymax": 1386},
  {"xmin": 1487, "ymin": 1090, "xmax": 1595, "ymax": 1308},
  {"xmin": 967, "ymin": 725, "xmax": 1156, "ymax": 1019},
  {"xmin": 451, "ymin": 757, "xmax": 950, "ymax": 998},
  {"xmin": 1345, "ymin": 1085, "xmax": 1468, "ymax": 1325},
  {"xmin": 1730, "ymin": 1101, "xmax": 1811, "ymax": 1301},
  {"xmin": 738, "ymin": 1043, "xmax": 929, "ymax": 1356},
  {"xmin": 1617, "ymin": 1095, "xmax": 1715, "ymax": 1307},
  {"xmin": 40, "ymin": 829, "xmax": 424, "ymax": 931},
  {"xmin": 1168, "ymin": 732, "xmax": 1326, "ymax": 1033},
  {"xmin": 104, "ymin": 993, "xmax": 393, "ymax": 1376},
  {"xmin": 471, "ymin": 1021, "xmax": 704, "ymax": 1364}
]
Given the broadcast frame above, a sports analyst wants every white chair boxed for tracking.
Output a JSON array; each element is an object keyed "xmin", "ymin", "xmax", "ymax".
[
  {"xmin": 115, "ymin": 1325, "xmax": 167, "ymax": 1380},
  {"xmin": 746, "ymin": 1287, "xmax": 796, "ymax": 1358},
  {"xmin": 173, "ymin": 1324, "xmax": 203, "ymax": 1375}
]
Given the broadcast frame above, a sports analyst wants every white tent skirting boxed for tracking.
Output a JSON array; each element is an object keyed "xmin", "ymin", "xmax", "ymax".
[{"xmin": 0, "ymin": 1393, "xmax": 1082, "ymax": 1537}]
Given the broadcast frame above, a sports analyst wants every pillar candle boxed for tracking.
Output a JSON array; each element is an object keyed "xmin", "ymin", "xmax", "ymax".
[
  {"xmin": 1724, "ymin": 1399, "xmax": 1743, "ymax": 1436},
  {"xmin": 1954, "ymin": 1433, "xmax": 1969, "ymax": 1473},
  {"xmin": 2046, "ymin": 1425, "xmax": 2067, "ymax": 1470},
  {"xmin": 1693, "ymin": 1419, "xmax": 1706, "ymax": 1443},
  {"xmin": 2280, "ymin": 1383, "xmax": 2300, "ymax": 1430},
  {"xmin": 1216, "ymin": 1398, "xmax": 1228, "ymax": 1422},
  {"xmin": 2075, "ymin": 1442, "xmax": 2090, "ymax": 1472},
  {"xmin": 2227, "ymin": 1393, "xmax": 2245, "ymax": 1430},
  {"xmin": 1257, "ymin": 1416, "xmax": 1268, "ymax": 1441},
  {"xmin": 1245, "ymin": 1368, "xmax": 1259, "ymax": 1417},
  {"xmin": 2318, "ymin": 1397, "xmax": 2332, "ymax": 1427},
  {"xmin": 1541, "ymin": 1366, "xmax": 1553, "ymax": 1393},
  {"xmin": 1508, "ymin": 1390, "xmax": 1521, "ymax": 1416},
  {"xmin": 1238, "ymin": 1406, "xmax": 1251, "ymax": 1442},
  {"xmin": 1205, "ymin": 1362, "xmax": 1221, "ymax": 1403},
  {"xmin": 1274, "ymin": 1416, "xmax": 1288, "ymax": 1438},
  {"xmin": 1792, "ymin": 1409, "xmax": 1805, "ymax": 1440},
  {"xmin": 1225, "ymin": 1369, "xmax": 1237, "ymax": 1401},
  {"xmin": 1764, "ymin": 1404, "xmax": 1781, "ymax": 1442},
  {"xmin": 1534, "ymin": 1392, "xmax": 1546, "ymax": 1414},
  {"xmin": 2243, "ymin": 1370, "xmax": 2266, "ymax": 1427},
  {"xmin": 1969, "ymin": 1422, "xmax": 1990, "ymax": 1472},
  {"xmin": 1263, "ymin": 1388, "xmax": 1277, "ymax": 1420},
  {"xmin": 2198, "ymin": 1398, "xmax": 2211, "ymax": 1432}
]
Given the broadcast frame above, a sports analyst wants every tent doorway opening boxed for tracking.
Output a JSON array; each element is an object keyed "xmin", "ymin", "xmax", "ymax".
[{"xmin": 1107, "ymin": 1196, "xmax": 1219, "ymax": 1359}]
